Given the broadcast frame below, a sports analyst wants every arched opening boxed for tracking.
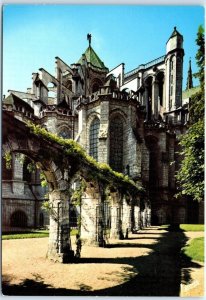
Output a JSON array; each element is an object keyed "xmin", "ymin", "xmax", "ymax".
[
  {"xmin": 23, "ymin": 157, "xmax": 33, "ymax": 182},
  {"xmin": 156, "ymin": 72, "xmax": 164, "ymax": 107},
  {"xmin": 39, "ymin": 212, "xmax": 44, "ymax": 227},
  {"xmin": 10, "ymin": 210, "xmax": 28, "ymax": 228},
  {"xmin": 145, "ymin": 77, "xmax": 153, "ymax": 120},
  {"xmin": 65, "ymin": 79, "xmax": 73, "ymax": 91},
  {"xmin": 47, "ymin": 82, "xmax": 56, "ymax": 98},
  {"xmin": 109, "ymin": 115, "xmax": 124, "ymax": 172},
  {"xmin": 69, "ymin": 207, "xmax": 78, "ymax": 228},
  {"xmin": 89, "ymin": 117, "xmax": 100, "ymax": 161},
  {"xmin": 92, "ymin": 79, "xmax": 102, "ymax": 93},
  {"xmin": 58, "ymin": 127, "xmax": 72, "ymax": 139}
]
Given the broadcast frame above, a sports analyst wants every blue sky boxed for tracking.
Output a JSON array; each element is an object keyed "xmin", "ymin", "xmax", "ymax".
[{"xmin": 3, "ymin": 5, "xmax": 204, "ymax": 96}]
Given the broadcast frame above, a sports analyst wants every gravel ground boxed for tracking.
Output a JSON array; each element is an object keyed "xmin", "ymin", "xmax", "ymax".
[{"xmin": 2, "ymin": 227, "xmax": 204, "ymax": 296}]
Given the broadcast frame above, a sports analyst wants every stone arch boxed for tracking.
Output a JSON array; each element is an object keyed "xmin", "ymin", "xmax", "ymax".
[
  {"xmin": 109, "ymin": 109, "xmax": 127, "ymax": 123},
  {"xmin": 65, "ymin": 79, "xmax": 73, "ymax": 91},
  {"xmin": 57, "ymin": 125, "xmax": 72, "ymax": 139},
  {"xmin": 10, "ymin": 210, "xmax": 28, "ymax": 228},
  {"xmin": 91, "ymin": 78, "xmax": 103, "ymax": 93},
  {"xmin": 144, "ymin": 76, "xmax": 154, "ymax": 120}
]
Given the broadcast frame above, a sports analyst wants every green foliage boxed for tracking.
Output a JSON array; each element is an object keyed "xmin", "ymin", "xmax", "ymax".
[
  {"xmin": 4, "ymin": 151, "xmax": 12, "ymax": 169},
  {"xmin": 40, "ymin": 172, "xmax": 48, "ymax": 188},
  {"xmin": 71, "ymin": 179, "xmax": 86, "ymax": 206},
  {"xmin": 193, "ymin": 25, "xmax": 205, "ymax": 90},
  {"xmin": 180, "ymin": 224, "xmax": 204, "ymax": 232},
  {"xmin": 42, "ymin": 201, "xmax": 58, "ymax": 221},
  {"xmin": 15, "ymin": 153, "xmax": 25, "ymax": 165},
  {"xmin": 176, "ymin": 26, "xmax": 204, "ymax": 202},
  {"xmin": 176, "ymin": 119, "xmax": 204, "ymax": 201},
  {"xmin": 27, "ymin": 162, "xmax": 36, "ymax": 173},
  {"xmin": 181, "ymin": 237, "xmax": 204, "ymax": 262}
]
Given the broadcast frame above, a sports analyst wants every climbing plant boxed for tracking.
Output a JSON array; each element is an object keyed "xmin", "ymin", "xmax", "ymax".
[{"xmin": 3, "ymin": 151, "xmax": 12, "ymax": 169}]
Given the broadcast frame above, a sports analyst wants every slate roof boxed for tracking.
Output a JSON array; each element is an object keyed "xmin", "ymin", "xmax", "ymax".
[
  {"xmin": 169, "ymin": 26, "xmax": 183, "ymax": 39},
  {"xmin": 3, "ymin": 93, "xmax": 34, "ymax": 113},
  {"xmin": 78, "ymin": 46, "xmax": 108, "ymax": 71}
]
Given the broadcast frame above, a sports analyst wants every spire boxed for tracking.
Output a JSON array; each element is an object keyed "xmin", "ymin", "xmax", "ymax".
[
  {"xmin": 186, "ymin": 58, "xmax": 193, "ymax": 90},
  {"xmin": 87, "ymin": 33, "xmax": 92, "ymax": 47}
]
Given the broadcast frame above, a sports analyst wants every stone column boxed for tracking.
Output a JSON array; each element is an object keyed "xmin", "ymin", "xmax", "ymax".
[
  {"xmin": 133, "ymin": 197, "xmax": 141, "ymax": 232},
  {"xmin": 144, "ymin": 85, "xmax": 149, "ymax": 120},
  {"xmin": 80, "ymin": 188, "xmax": 99, "ymax": 245},
  {"xmin": 47, "ymin": 190, "xmax": 74, "ymax": 263},
  {"xmin": 165, "ymin": 57, "xmax": 171, "ymax": 112},
  {"xmin": 110, "ymin": 205, "xmax": 119, "ymax": 239},
  {"xmin": 12, "ymin": 154, "xmax": 24, "ymax": 195},
  {"xmin": 146, "ymin": 201, "xmax": 151, "ymax": 227},
  {"xmin": 122, "ymin": 197, "xmax": 131, "ymax": 238},
  {"xmin": 99, "ymin": 100, "xmax": 109, "ymax": 164}
]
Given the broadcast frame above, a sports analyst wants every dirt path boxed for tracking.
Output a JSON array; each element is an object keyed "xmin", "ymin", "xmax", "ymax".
[{"xmin": 2, "ymin": 227, "xmax": 204, "ymax": 296}]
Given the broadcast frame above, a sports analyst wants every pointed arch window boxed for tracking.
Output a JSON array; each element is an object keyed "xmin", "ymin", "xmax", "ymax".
[
  {"xmin": 109, "ymin": 116, "xmax": 123, "ymax": 172},
  {"xmin": 89, "ymin": 117, "xmax": 100, "ymax": 161}
]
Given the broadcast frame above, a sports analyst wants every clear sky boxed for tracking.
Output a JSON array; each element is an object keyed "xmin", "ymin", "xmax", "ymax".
[{"xmin": 3, "ymin": 5, "xmax": 204, "ymax": 96}]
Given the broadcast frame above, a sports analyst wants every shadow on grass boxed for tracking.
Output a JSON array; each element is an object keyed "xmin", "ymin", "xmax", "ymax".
[{"xmin": 2, "ymin": 225, "xmax": 203, "ymax": 296}]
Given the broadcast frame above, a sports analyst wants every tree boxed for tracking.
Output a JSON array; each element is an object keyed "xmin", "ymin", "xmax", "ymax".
[{"xmin": 176, "ymin": 25, "xmax": 204, "ymax": 202}]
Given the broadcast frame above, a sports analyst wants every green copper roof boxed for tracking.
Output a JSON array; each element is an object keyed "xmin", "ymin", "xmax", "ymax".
[{"xmin": 78, "ymin": 46, "xmax": 108, "ymax": 70}]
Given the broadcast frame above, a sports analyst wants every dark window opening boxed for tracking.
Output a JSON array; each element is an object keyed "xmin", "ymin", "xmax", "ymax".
[
  {"xmin": 89, "ymin": 118, "xmax": 100, "ymax": 161},
  {"xmin": 157, "ymin": 72, "xmax": 164, "ymax": 107},
  {"xmin": 109, "ymin": 116, "xmax": 123, "ymax": 172},
  {"xmin": 39, "ymin": 212, "xmax": 44, "ymax": 227},
  {"xmin": 10, "ymin": 210, "xmax": 28, "ymax": 228},
  {"xmin": 145, "ymin": 77, "xmax": 153, "ymax": 120}
]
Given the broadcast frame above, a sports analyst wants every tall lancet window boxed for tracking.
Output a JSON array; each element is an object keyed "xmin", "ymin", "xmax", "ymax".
[
  {"xmin": 89, "ymin": 117, "xmax": 100, "ymax": 161},
  {"xmin": 109, "ymin": 116, "xmax": 123, "ymax": 172}
]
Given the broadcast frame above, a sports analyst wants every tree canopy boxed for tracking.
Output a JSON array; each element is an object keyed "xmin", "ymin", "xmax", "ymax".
[{"xmin": 176, "ymin": 25, "xmax": 204, "ymax": 202}]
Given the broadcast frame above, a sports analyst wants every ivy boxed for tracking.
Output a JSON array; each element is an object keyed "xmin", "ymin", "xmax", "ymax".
[
  {"xmin": 71, "ymin": 179, "xmax": 86, "ymax": 206},
  {"xmin": 40, "ymin": 172, "xmax": 48, "ymax": 188},
  {"xmin": 42, "ymin": 201, "xmax": 58, "ymax": 221},
  {"xmin": 4, "ymin": 151, "xmax": 12, "ymax": 169}
]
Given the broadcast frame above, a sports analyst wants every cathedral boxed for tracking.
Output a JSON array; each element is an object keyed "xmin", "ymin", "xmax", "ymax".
[{"xmin": 2, "ymin": 27, "xmax": 203, "ymax": 233}]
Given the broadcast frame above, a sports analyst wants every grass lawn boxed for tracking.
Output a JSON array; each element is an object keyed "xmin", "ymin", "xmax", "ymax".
[
  {"xmin": 180, "ymin": 224, "xmax": 204, "ymax": 232},
  {"xmin": 181, "ymin": 237, "xmax": 204, "ymax": 262},
  {"xmin": 160, "ymin": 224, "xmax": 204, "ymax": 232},
  {"xmin": 2, "ymin": 228, "xmax": 78, "ymax": 240}
]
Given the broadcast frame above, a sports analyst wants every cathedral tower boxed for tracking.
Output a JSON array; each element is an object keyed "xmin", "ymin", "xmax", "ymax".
[{"xmin": 165, "ymin": 27, "xmax": 184, "ymax": 112}]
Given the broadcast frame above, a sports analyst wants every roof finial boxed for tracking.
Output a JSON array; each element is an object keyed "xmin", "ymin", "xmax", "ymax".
[
  {"xmin": 174, "ymin": 26, "xmax": 176, "ymax": 31},
  {"xmin": 87, "ymin": 33, "xmax": 92, "ymax": 47}
]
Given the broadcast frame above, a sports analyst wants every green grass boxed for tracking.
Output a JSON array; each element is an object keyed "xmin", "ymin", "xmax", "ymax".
[
  {"xmin": 179, "ymin": 224, "xmax": 204, "ymax": 232},
  {"xmin": 160, "ymin": 224, "xmax": 204, "ymax": 232},
  {"xmin": 2, "ymin": 228, "xmax": 78, "ymax": 240},
  {"xmin": 182, "ymin": 237, "xmax": 204, "ymax": 262}
]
